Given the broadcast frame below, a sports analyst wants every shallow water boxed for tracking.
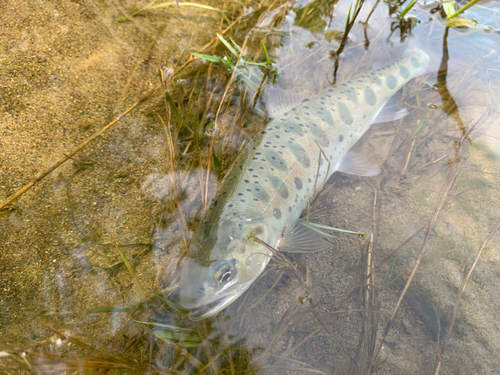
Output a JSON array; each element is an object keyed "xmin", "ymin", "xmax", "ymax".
[{"xmin": 1, "ymin": 0, "xmax": 500, "ymax": 373}]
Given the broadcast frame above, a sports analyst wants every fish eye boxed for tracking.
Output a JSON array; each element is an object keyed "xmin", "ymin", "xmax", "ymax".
[{"xmin": 214, "ymin": 263, "xmax": 235, "ymax": 285}]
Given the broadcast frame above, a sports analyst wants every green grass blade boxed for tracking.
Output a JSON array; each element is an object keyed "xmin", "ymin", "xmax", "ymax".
[
  {"xmin": 261, "ymin": 40, "xmax": 272, "ymax": 66},
  {"xmin": 217, "ymin": 33, "xmax": 239, "ymax": 58},
  {"xmin": 447, "ymin": 0, "xmax": 482, "ymax": 19},
  {"xmin": 164, "ymin": 90, "xmax": 181, "ymax": 126},
  {"xmin": 413, "ymin": 106, "xmax": 429, "ymax": 137},
  {"xmin": 191, "ymin": 53, "xmax": 223, "ymax": 63},
  {"xmin": 398, "ymin": 0, "xmax": 418, "ymax": 19},
  {"xmin": 152, "ymin": 330, "xmax": 202, "ymax": 342},
  {"xmin": 135, "ymin": 320, "xmax": 196, "ymax": 332},
  {"xmin": 442, "ymin": 1, "xmax": 456, "ymax": 17}
]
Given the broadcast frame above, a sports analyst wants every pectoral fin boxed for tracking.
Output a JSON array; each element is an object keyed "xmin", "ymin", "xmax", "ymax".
[{"xmin": 278, "ymin": 219, "xmax": 335, "ymax": 253}]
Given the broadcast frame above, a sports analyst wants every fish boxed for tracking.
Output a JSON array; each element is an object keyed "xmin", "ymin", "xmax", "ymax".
[{"xmin": 178, "ymin": 49, "xmax": 430, "ymax": 320}]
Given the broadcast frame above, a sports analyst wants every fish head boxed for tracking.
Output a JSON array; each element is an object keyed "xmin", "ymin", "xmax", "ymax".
[{"xmin": 179, "ymin": 216, "xmax": 277, "ymax": 320}]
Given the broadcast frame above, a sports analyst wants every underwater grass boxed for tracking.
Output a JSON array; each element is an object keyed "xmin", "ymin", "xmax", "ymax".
[
  {"xmin": 446, "ymin": 0, "xmax": 483, "ymax": 19},
  {"xmin": 397, "ymin": 0, "xmax": 418, "ymax": 19}
]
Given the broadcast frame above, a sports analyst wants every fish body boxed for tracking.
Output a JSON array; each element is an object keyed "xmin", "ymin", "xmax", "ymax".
[{"xmin": 179, "ymin": 49, "xmax": 430, "ymax": 320}]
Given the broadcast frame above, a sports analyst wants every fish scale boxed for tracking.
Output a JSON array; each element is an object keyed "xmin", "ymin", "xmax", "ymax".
[{"xmin": 179, "ymin": 49, "xmax": 430, "ymax": 320}]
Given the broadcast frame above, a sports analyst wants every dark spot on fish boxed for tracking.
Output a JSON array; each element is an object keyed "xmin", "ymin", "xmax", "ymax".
[
  {"xmin": 213, "ymin": 200, "xmax": 218, "ymax": 207},
  {"xmin": 411, "ymin": 56, "xmax": 420, "ymax": 68},
  {"xmin": 364, "ymin": 86, "xmax": 377, "ymax": 106},
  {"xmin": 386, "ymin": 75, "xmax": 397, "ymax": 89},
  {"xmin": 241, "ymin": 199, "xmax": 245, "ymax": 203},
  {"xmin": 288, "ymin": 143, "xmax": 311, "ymax": 168},
  {"xmin": 339, "ymin": 135, "xmax": 344, "ymax": 142},
  {"xmin": 302, "ymin": 98, "xmax": 310, "ymax": 102},
  {"xmin": 310, "ymin": 125, "xmax": 329, "ymax": 147},
  {"xmin": 304, "ymin": 106, "xmax": 309, "ymax": 109},
  {"xmin": 238, "ymin": 193, "xmax": 243, "ymax": 196},
  {"xmin": 294, "ymin": 177, "xmax": 303, "ymax": 189},
  {"xmin": 295, "ymin": 116, "xmax": 299, "ymax": 120},
  {"xmin": 253, "ymin": 187, "xmax": 270, "ymax": 202},
  {"xmin": 346, "ymin": 90, "xmax": 358, "ymax": 104},
  {"xmin": 228, "ymin": 204, "xmax": 233, "ymax": 208},
  {"xmin": 338, "ymin": 102, "xmax": 353, "ymax": 125},
  {"xmin": 275, "ymin": 135, "xmax": 280, "ymax": 139},
  {"xmin": 289, "ymin": 124, "xmax": 304, "ymax": 136},
  {"xmin": 288, "ymin": 207, "xmax": 292, "ymax": 213},
  {"xmin": 270, "ymin": 176, "xmax": 289, "ymax": 199},
  {"xmin": 372, "ymin": 76, "xmax": 383, "ymax": 86},
  {"xmin": 399, "ymin": 66, "xmax": 410, "ymax": 78},
  {"xmin": 273, "ymin": 208, "xmax": 282, "ymax": 220},
  {"xmin": 266, "ymin": 149, "xmax": 288, "ymax": 171}
]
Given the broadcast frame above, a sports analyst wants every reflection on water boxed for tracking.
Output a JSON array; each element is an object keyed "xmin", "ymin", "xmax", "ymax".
[{"xmin": 1, "ymin": 0, "xmax": 500, "ymax": 373}]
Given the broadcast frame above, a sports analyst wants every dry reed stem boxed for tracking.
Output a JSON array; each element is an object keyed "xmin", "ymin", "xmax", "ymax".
[{"xmin": 0, "ymin": 84, "xmax": 161, "ymax": 211}]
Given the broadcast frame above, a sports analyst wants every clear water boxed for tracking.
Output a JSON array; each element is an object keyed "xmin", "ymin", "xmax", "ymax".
[{"xmin": 1, "ymin": 0, "xmax": 500, "ymax": 373}]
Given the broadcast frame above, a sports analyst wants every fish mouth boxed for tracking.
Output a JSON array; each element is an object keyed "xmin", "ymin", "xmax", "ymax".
[{"xmin": 187, "ymin": 295, "xmax": 234, "ymax": 321}]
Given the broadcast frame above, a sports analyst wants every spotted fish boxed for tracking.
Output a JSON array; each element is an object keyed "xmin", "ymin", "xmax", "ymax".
[{"xmin": 179, "ymin": 49, "xmax": 430, "ymax": 320}]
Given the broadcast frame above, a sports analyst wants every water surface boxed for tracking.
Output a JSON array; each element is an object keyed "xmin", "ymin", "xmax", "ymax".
[{"xmin": 1, "ymin": 0, "xmax": 500, "ymax": 373}]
